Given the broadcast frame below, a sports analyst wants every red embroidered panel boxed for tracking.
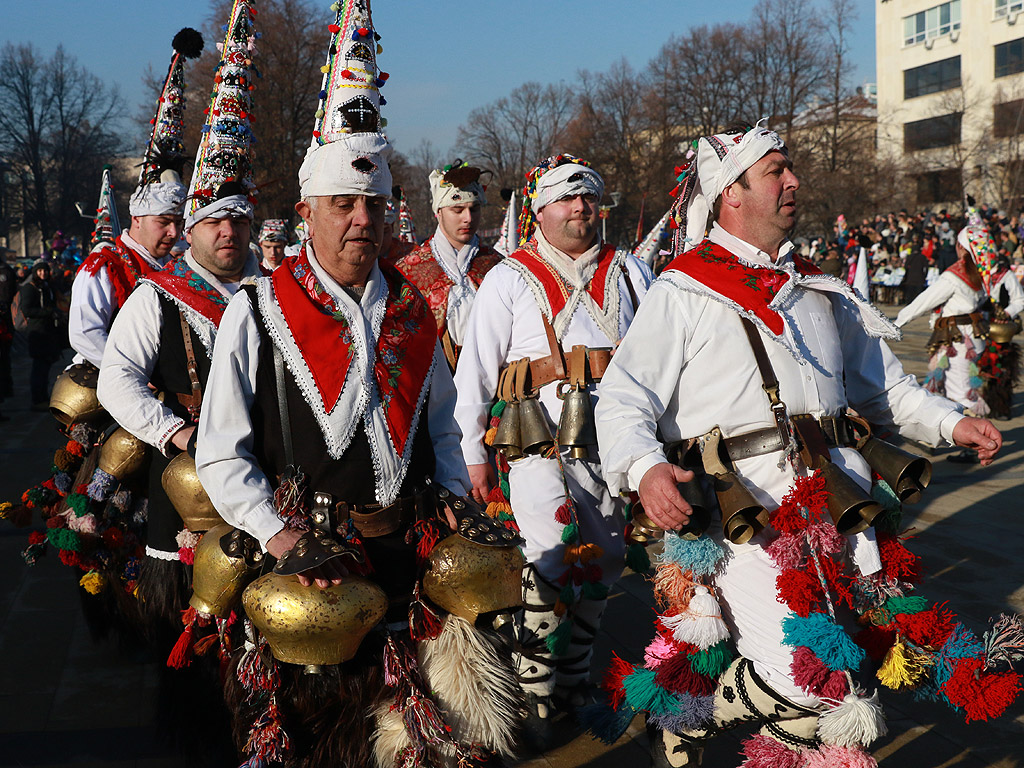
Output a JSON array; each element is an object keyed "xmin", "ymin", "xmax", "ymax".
[
  {"xmin": 508, "ymin": 241, "xmax": 617, "ymax": 318},
  {"xmin": 78, "ymin": 236, "xmax": 158, "ymax": 312},
  {"xmin": 147, "ymin": 255, "xmax": 230, "ymax": 326}
]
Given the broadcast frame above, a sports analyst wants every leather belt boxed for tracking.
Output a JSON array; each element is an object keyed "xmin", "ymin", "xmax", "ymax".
[
  {"xmin": 333, "ymin": 490, "xmax": 427, "ymax": 538},
  {"xmin": 720, "ymin": 414, "xmax": 857, "ymax": 463},
  {"xmin": 528, "ymin": 348, "xmax": 612, "ymax": 391},
  {"xmin": 937, "ymin": 313, "xmax": 981, "ymax": 328}
]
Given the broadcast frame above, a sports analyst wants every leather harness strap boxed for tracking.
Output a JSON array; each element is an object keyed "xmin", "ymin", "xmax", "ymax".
[{"xmin": 176, "ymin": 311, "xmax": 203, "ymax": 421}]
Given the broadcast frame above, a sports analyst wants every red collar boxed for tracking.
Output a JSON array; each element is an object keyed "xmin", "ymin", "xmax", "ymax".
[
  {"xmin": 662, "ymin": 240, "xmax": 820, "ymax": 335},
  {"xmin": 273, "ymin": 249, "xmax": 437, "ymax": 451},
  {"xmin": 507, "ymin": 240, "xmax": 618, "ymax": 319},
  {"xmin": 78, "ymin": 236, "xmax": 159, "ymax": 311},
  {"xmin": 946, "ymin": 260, "xmax": 983, "ymax": 291}
]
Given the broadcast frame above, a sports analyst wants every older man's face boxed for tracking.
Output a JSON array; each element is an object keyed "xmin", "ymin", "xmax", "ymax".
[{"xmin": 295, "ymin": 195, "xmax": 386, "ymax": 285}]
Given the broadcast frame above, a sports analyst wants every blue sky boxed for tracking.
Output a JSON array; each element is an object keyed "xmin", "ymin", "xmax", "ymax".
[{"xmin": 3, "ymin": 0, "xmax": 877, "ymax": 157}]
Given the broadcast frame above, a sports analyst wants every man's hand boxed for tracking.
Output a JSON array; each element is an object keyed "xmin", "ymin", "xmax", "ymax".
[
  {"xmin": 266, "ymin": 528, "xmax": 347, "ymax": 589},
  {"xmin": 170, "ymin": 425, "xmax": 196, "ymax": 453},
  {"xmin": 637, "ymin": 463, "xmax": 695, "ymax": 531},
  {"xmin": 467, "ymin": 462, "xmax": 496, "ymax": 504},
  {"xmin": 951, "ymin": 416, "xmax": 1002, "ymax": 466}
]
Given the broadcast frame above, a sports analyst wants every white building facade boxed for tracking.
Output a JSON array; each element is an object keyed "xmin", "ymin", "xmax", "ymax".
[{"xmin": 877, "ymin": 0, "xmax": 1024, "ymax": 207}]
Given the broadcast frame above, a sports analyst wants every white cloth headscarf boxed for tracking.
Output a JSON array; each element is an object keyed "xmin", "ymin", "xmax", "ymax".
[
  {"xmin": 428, "ymin": 169, "xmax": 486, "ymax": 213},
  {"xmin": 129, "ymin": 180, "xmax": 187, "ymax": 217},
  {"xmin": 298, "ymin": 133, "xmax": 393, "ymax": 199},
  {"xmin": 532, "ymin": 163, "xmax": 604, "ymax": 212},
  {"xmin": 184, "ymin": 195, "xmax": 255, "ymax": 232},
  {"xmin": 682, "ymin": 118, "xmax": 786, "ymax": 248}
]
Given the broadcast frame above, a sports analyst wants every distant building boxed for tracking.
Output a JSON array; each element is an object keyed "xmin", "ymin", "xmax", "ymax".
[{"xmin": 876, "ymin": 0, "xmax": 1024, "ymax": 209}]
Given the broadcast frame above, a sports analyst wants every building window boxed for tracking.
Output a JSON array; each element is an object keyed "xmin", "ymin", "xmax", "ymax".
[
  {"xmin": 995, "ymin": 100, "xmax": 1024, "ymax": 137},
  {"xmin": 915, "ymin": 169, "xmax": 962, "ymax": 205},
  {"xmin": 904, "ymin": 113, "xmax": 962, "ymax": 152},
  {"xmin": 995, "ymin": 38, "xmax": 1024, "ymax": 78},
  {"xmin": 996, "ymin": 1, "xmax": 1024, "ymax": 19},
  {"xmin": 904, "ymin": 57, "xmax": 961, "ymax": 99},
  {"xmin": 903, "ymin": 1, "xmax": 961, "ymax": 47}
]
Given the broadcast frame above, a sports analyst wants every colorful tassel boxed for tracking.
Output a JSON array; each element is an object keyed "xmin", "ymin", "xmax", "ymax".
[
  {"xmin": 659, "ymin": 586, "xmax": 730, "ymax": 649},
  {"xmin": 816, "ymin": 690, "xmax": 887, "ymax": 748},
  {"xmin": 739, "ymin": 734, "xmax": 805, "ymax": 768},
  {"xmin": 877, "ymin": 637, "xmax": 932, "ymax": 690},
  {"xmin": 781, "ymin": 612, "xmax": 865, "ymax": 672}
]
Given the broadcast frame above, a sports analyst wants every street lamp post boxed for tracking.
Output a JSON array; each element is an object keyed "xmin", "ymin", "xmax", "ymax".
[{"xmin": 599, "ymin": 191, "xmax": 622, "ymax": 243}]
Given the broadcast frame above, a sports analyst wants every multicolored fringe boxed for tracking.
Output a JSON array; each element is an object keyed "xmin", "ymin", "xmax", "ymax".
[
  {"xmin": 588, "ymin": 467, "xmax": 1023, "ymax": 760},
  {"xmin": 580, "ymin": 532, "xmax": 730, "ymax": 744}
]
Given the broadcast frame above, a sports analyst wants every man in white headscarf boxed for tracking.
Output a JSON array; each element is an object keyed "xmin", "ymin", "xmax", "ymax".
[
  {"xmin": 391, "ymin": 162, "xmax": 503, "ymax": 371},
  {"xmin": 593, "ymin": 122, "xmax": 1003, "ymax": 765},
  {"xmin": 453, "ymin": 153, "xmax": 654, "ymax": 751}
]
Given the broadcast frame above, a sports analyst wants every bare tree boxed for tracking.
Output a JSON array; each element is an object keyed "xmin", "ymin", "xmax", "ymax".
[{"xmin": 0, "ymin": 42, "xmax": 122, "ymax": 249}]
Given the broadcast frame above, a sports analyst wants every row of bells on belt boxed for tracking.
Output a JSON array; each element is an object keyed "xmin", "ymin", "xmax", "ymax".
[
  {"xmin": 629, "ymin": 433, "xmax": 932, "ymax": 547},
  {"xmin": 493, "ymin": 384, "xmax": 597, "ymax": 460}
]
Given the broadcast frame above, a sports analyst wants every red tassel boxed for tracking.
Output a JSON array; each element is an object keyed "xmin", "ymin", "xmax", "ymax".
[
  {"xmin": 328, "ymin": 23, "xmax": 340, "ymax": 33},
  {"xmin": 791, "ymin": 645, "xmax": 830, "ymax": 696},
  {"xmin": 486, "ymin": 487, "xmax": 505, "ymax": 504},
  {"xmin": 895, "ymin": 604, "xmax": 955, "ymax": 648},
  {"xmin": 776, "ymin": 568, "xmax": 822, "ymax": 618},
  {"xmin": 193, "ymin": 632, "xmax": 218, "ymax": 657},
  {"xmin": 877, "ymin": 534, "xmax": 922, "ymax": 584},
  {"xmin": 654, "ymin": 653, "xmax": 715, "ymax": 696},
  {"xmin": 601, "ymin": 652, "xmax": 635, "ymax": 708},
  {"xmin": 554, "ymin": 502, "xmax": 571, "ymax": 525},
  {"xmin": 167, "ymin": 607, "xmax": 197, "ymax": 669},
  {"xmin": 941, "ymin": 657, "xmax": 1020, "ymax": 722}
]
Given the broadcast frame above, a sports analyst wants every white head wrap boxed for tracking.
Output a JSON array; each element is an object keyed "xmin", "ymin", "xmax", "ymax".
[
  {"xmin": 129, "ymin": 180, "xmax": 187, "ymax": 217},
  {"xmin": 681, "ymin": 118, "xmax": 786, "ymax": 248},
  {"xmin": 428, "ymin": 169, "xmax": 486, "ymax": 213},
  {"xmin": 298, "ymin": 134, "xmax": 393, "ymax": 200},
  {"xmin": 531, "ymin": 163, "xmax": 604, "ymax": 212},
  {"xmin": 185, "ymin": 195, "xmax": 255, "ymax": 231}
]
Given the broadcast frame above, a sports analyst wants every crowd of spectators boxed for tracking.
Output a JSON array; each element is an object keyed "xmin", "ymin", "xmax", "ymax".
[{"xmin": 799, "ymin": 201, "xmax": 1024, "ymax": 306}]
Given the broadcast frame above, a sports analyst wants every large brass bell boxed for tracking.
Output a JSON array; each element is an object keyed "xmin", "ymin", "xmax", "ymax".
[
  {"xmin": 700, "ymin": 428, "xmax": 768, "ymax": 545},
  {"xmin": 627, "ymin": 476, "xmax": 711, "ymax": 545},
  {"xmin": 820, "ymin": 461, "xmax": 883, "ymax": 535},
  {"xmin": 492, "ymin": 400, "xmax": 523, "ymax": 460},
  {"xmin": 98, "ymin": 428, "xmax": 149, "ymax": 480},
  {"xmin": 162, "ymin": 453, "xmax": 223, "ymax": 532},
  {"xmin": 243, "ymin": 572, "xmax": 388, "ymax": 667},
  {"xmin": 423, "ymin": 535, "xmax": 525, "ymax": 623},
  {"xmin": 989, "ymin": 319, "xmax": 1020, "ymax": 344},
  {"xmin": 49, "ymin": 363, "xmax": 104, "ymax": 426},
  {"xmin": 189, "ymin": 524, "xmax": 261, "ymax": 617},
  {"xmin": 519, "ymin": 397, "xmax": 554, "ymax": 455},
  {"xmin": 557, "ymin": 385, "xmax": 597, "ymax": 459},
  {"xmin": 858, "ymin": 437, "xmax": 932, "ymax": 505}
]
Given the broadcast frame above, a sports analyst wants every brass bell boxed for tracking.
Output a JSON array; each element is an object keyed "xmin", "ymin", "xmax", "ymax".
[
  {"xmin": 422, "ymin": 535, "xmax": 524, "ymax": 623},
  {"xmin": 557, "ymin": 385, "xmax": 597, "ymax": 460},
  {"xmin": 858, "ymin": 437, "xmax": 932, "ymax": 505},
  {"xmin": 492, "ymin": 400, "xmax": 524, "ymax": 460},
  {"xmin": 519, "ymin": 396, "xmax": 554, "ymax": 455},
  {"xmin": 49, "ymin": 364, "xmax": 104, "ymax": 426},
  {"xmin": 162, "ymin": 453, "xmax": 223, "ymax": 532},
  {"xmin": 714, "ymin": 471, "xmax": 769, "ymax": 545},
  {"xmin": 627, "ymin": 476, "xmax": 711, "ymax": 545},
  {"xmin": 189, "ymin": 523, "xmax": 260, "ymax": 618},
  {"xmin": 98, "ymin": 428, "xmax": 149, "ymax": 480},
  {"xmin": 988, "ymin": 320, "xmax": 1020, "ymax": 344},
  {"xmin": 820, "ymin": 461, "xmax": 883, "ymax": 535},
  {"xmin": 243, "ymin": 573, "xmax": 388, "ymax": 666},
  {"xmin": 627, "ymin": 506, "xmax": 662, "ymax": 544}
]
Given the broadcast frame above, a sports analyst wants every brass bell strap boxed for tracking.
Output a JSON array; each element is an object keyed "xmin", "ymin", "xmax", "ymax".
[
  {"xmin": 715, "ymin": 414, "xmax": 859, "ymax": 465},
  {"xmin": 176, "ymin": 311, "xmax": 203, "ymax": 422},
  {"xmin": 334, "ymin": 490, "xmax": 430, "ymax": 538}
]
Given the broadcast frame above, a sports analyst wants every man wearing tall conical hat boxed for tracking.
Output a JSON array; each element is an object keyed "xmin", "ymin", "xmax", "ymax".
[
  {"xmin": 452, "ymin": 153, "xmax": 654, "ymax": 750},
  {"xmin": 97, "ymin": 1, "xmax": 263, "ymax": 633},
  {"xmin": 69, "ymin": 30, "xmax": 203, "ymax": 370},
  {"xmin": 391, "ymin": 161, "xmax": 503, "ymax": 371},
  {"xmin": 195, "ymin": 3, "xmax": 523, "ymax": 766},
  {"xmin": 590, "ymin": 122, "xmax": 1007, "ymax": 766}
]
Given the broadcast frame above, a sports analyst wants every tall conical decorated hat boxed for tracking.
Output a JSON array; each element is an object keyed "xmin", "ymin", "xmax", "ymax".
[
  {"xmin": 91, "ymin": 165, "xmax": 122, "ymax": 251},
  {"xmin": 184, "ymin": 0, "xmax": 258, "ymax": 230},
  {"xmin": 298, "ymin": 0, "xmax": 392, "ymax": 199},
  {"xmin": 397, "ymin": 189, "xmax": 417, "ymax": 244},
  {"xmin": 494, "ymin": 189, "xmax": 517, "ymax": 256},
  {"xmin": 129, "ymin": 28, "xmax": 204, "ymax": 218}
]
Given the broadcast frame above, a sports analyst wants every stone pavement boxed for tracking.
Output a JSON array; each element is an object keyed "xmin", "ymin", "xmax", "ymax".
[{"xmin": 1, "ymin": 306, "xmax": 1023, "ymax": 768}]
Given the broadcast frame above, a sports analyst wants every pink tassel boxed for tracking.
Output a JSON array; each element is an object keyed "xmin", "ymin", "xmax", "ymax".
[
  {"xmin": 791, "ymin": 645, "xmax": 830, "ymax": 696},
  {"xmin": 805, "ymin": 522, "xmax": 845, "ymax": 556},
  {"xmin": 644, "ymin": 634, "xmax": 679, "ymax": 668},
  {"xmin": 821, "ymin": 670, "xmax": 850, "ymax": 701},
  {"xmin": 740, "ymin": 734, "xmax": 805, "ymax": 767},
  {"xmin": 802, "ymin": 744, "xmax": 878, "ymax": 768},
  {"xmin": 765, "ymin": 532, "xmax": 803, "ymax": 570}
]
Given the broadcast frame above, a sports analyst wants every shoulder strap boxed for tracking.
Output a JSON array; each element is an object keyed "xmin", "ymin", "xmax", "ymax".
[
  {"xmin": 177, "ymin": 311, "xmax": 203, "ymax": 421},
  {"xmin": 541, "ymin": 314, "xmax": 566, "ymax": 380},
  {"xmin": 739, "ymin": 317, "xmax": 789, "ymax": 443},
  {"xmin": 621, "ymin": 263, "xmax": 640, "ymax": 313}
]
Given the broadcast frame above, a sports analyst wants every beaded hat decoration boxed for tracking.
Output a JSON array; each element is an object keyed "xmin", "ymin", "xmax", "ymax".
[
  {"xmin": 297, "ymin": 0, "xmax": 392, "ymax": 199},
  {"xmin": 258, "ymin": 218, "xmax": 290, "ymax": 243},
  {"xmin": 185, "ymin": 0, "xmax": 259, "ymax": 226},
  {"xmin": 139, "ymin": 28, "xmax": 204, "ymax": 186},
  {"xmin": 90, "ymin": 165, "xmax": 121, "ymax": 250}
]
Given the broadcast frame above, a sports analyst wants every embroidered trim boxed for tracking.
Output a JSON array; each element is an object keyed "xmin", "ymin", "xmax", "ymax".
[
  {"xmin": 157, "ymin": 416, "xmax": 187, "ymax": 451},
  {"xmin": 146, "ymin": 545, "xmax": 180, "ymax": 561},
  {"xmin": 145, "ymin": 281, "xmax": 218, "ymax": 357}
]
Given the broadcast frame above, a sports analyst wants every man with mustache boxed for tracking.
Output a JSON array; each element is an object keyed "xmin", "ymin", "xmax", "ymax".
[
  {"xmin": 391, "ymin": 161, "xmax": 502, "ymax": 372},
  {"xmin": 593, "ymin": 122, "xmax": 1003, "ymax": 765},
  {"xmin": 453, "ymin": 154, "xmax": 653, "ymax": 751}
]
